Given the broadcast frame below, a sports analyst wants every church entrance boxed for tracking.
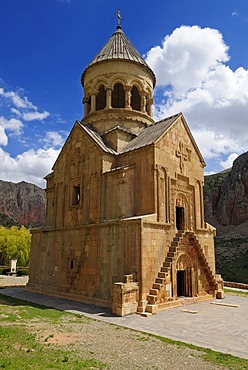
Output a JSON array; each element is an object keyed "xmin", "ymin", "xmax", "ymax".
[
  {"xmin": 176, "ymin": 254, "xmax": 193, "ymax": 298},
  {"xmin": 176, "ymin": 206, "xmax": 184, "ymax": 230},
  {"xmin": 177, "ymin": 270, "xmax": 186, "ymax": 296}
]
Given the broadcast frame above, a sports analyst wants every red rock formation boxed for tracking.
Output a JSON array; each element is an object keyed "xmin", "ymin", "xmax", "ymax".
[
  {"xmin": 0, "ymin": 180, "xmax": 46, "ymax": 228},
  {"xmin": 204, "ymin": 151, "xmax": 248, "ymax": 226}
]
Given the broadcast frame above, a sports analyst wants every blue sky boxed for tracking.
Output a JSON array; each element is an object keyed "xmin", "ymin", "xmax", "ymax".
[{"xmin": 1, "ymin": 0, "xmax": 248, "ymax": 187}]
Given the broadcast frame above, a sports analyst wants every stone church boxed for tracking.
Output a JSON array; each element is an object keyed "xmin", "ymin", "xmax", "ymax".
[{"xmin": 28, "ymin": 20, "xmax": 223, "ymax": 315}]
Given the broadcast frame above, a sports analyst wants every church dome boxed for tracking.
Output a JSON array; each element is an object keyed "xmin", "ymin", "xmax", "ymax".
[
  {"xmin": 81, "ymin": 27, "xmax": 156, "ymax": 86},
  {"xmin": 81, "ymin": 24, "xmax": 156, "ymax": 138}
]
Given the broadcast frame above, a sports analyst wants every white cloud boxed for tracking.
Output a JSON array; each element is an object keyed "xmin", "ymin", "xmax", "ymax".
[
  {"xmin": 0, "ymin": 116, "xmax": 24, "ymax": 145},
  {"xmin": 43, "ymin": 131, "xmax": 66, "ymax": 147},
  {"xmin": 0, "ymin": 88, "xmax": 37, "ymax": 110},
  {"xmin": 220, "ymin": 153, "xmax": 239, "ymax": 170},
  {"xmin": 10, "ymin": 107, "xmax": 49, "ymax": 122},
  {"xmin": 0, "ymin": 147, "xmax": 60, "ymax": 188},
  {"xmin": 146, "ymin": 26, "xmax": 229, "ymax": 95},
  {"xmin": 145, "ymin": 25, "xmax": 248, "ymax": 171},
  {"xmin": 0, "ymin": 84, "xmax": 50, "ymax": 122},
  {"xmin": 0, "ymin": 127, "xmax": 8, "ymax": 146},
  {"xmin": 0, "ymin": 82, "xmax": 61, "ymax": 187},
  {"xmin": 22, "ymin": 111, "xmax": 50, "ymax": 121}
]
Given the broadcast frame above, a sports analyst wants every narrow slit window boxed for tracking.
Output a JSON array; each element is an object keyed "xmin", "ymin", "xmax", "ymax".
[
  {"xmin": 96, "ymin": 85, "xmax": 106, "ymax": 110},
  {"xmin": 72, "ymin": 185, "xmax": 80, "ymax": 206},
  {"xmin": 112, "ymin": 83, "xmax": 125, "ymax": 108},
  {"xmin": 131, "ymin": 86, "xmax": 141, "ymax": 111}
]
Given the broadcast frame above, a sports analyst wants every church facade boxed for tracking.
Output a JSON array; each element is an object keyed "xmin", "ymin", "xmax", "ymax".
[{"xmin": 28, "ymin": 23, "xmax": 223, "ymax": 315}]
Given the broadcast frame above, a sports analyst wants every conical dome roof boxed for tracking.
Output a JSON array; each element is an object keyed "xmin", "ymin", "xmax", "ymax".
[{"xmin": 81, "ymin": 27, "xmax": 156, "ymax": 86}]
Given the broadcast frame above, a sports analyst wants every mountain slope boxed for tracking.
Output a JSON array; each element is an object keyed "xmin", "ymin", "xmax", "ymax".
[
  {"xmin": 204, "ymin": 151, "xmax": 248, "ymax": 283},
  {"xmin": 0, "ymin": 180, "xmax": 46, "ymax": 228}
]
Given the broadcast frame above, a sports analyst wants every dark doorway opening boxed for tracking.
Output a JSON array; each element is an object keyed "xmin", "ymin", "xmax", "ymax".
[
  {"xmin": 176, "ymin": 206, "xmax": 184, "ymax": 230},
  {"xmin": 177, "ymin": 270, "xmax": 186, "ymax": 297}
]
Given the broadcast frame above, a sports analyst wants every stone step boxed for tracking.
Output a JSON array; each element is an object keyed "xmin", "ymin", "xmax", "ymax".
[
  {"xmin": 146, "ymin": 304, "xmax": 157, "ymax": 314},
  {"xmin": 147, "ymin": 294, "xmax": 157, "ymax": 304},
  {"xmin": 171, "ymin": 241, "xmax": 179, "ymax": 246},
  {"xmin": 160, "ymin": 266, "xmax": 168, "ymax": 273},
  {"xmin": 167, "ymin": 252, "xmax": 175, "ymax": 258},
  {"xmin": 150, "ymin": 288, "xmax": 158, "ymax": 295},
  {"xmin": 157, "ymin": 300, "xmax": 182, "ymax": 311},
  {"xmin": 169, "ymin": 246, "xmax": 177, "ymax": 252},
  {"xmin": 153, "ymin": 282, "xmax": 163, "ymax": 290},
  {"xmin": 158, "ymin": 272, "xmax": 166, "ymax": 278},
  {"xmin": 155, "ymin": 277, "xmax": 165, "ymax": 284},
  {"xmin": 163, "ymin": 261, "xmax": 171, "ymax": 268}
]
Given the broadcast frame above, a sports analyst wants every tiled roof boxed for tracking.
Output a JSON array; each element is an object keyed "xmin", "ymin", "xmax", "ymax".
[
  {"xmin": 77, "ymin": 122, "xmax": 117, "ymax": 155},
  {"xmin": 104, "ymin": 125, "xmax": 137, "ymax": 137},
  {"xmin": 82, "ymin": 27, "xmax": 156, "ymax": 85},
  {"xmin": 78, "ymin": 114, "xmax": 181, "ymax": 155},
  {"xmin": 122, "ymin": 114, "xmax": 181, "ymax": 152}
]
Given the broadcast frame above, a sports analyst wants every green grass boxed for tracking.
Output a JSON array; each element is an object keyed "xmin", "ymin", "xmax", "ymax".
[
  {"xmin": 1, "ymin": 294, "xmax": 248, "ymax": 369},
  {"xmin": 224, "ymin": 288, "xmax": 248, "ymax": 297},
  {"xmin": 0, "ymin": 326, "xmax": 106, "ymax": 369},
  {"xmin": 152, "ymin": 335, "xmax": 248, "ymax": 369},
  {"xmin": 0, "ymin": 295, "xmax": 104, "ymax": 369}
]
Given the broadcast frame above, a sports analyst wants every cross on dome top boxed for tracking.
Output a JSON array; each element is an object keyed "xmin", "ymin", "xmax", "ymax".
[{"xmin": 114, "ymin": 9, "xmax": 124, "ymax": 29}]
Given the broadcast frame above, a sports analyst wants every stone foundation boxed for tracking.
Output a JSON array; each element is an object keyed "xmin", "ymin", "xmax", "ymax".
[{"xmin": 112, "ymin": 274, "xmax": 139, "ymax": 316}]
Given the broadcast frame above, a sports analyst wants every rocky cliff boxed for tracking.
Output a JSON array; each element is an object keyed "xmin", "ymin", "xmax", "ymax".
[
  {"xmin": 205, "ymin": 151, "xmax": 248, "ymax": 227},
  {"xmin": 0, "ymin": 180, "xmax": 46, "ymax": 228},
  {"xmin": 204, "ymin": 151, "xmax": 248, "ymax": 284}
]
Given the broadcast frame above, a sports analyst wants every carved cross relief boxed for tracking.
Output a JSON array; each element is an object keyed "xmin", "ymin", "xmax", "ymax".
[{"xmin": 176, "ymin": 142, "xmax": 191, "ymax": 173}]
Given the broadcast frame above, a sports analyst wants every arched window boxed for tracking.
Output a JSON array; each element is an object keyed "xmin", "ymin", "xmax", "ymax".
[
  {"xmin": 112, "ymin": 83, "xmax": 125, "ymax": 108},
  {"xmin": 146, "ymin": 95, "xmax": 149, "ymax": 114},
  {"xmin": 131, "ymin": 86, "xmax": 141, "ymax": 111},
  {"xmin": 96, "ymin": 85, "xmax": 106, "ymax": 111}
]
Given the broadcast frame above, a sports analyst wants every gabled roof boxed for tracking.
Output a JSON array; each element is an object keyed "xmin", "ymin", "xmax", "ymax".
[
  {"xmin": 52, "ymin": 114, "xmax": 205, "ymax": 170},
  {"xmin": 82, "ymin": 27, "xmax": 156, "ymax": 85},
  {"xmin": 104, "ymin": 125, "xmax": 137, "ymax": 137},
  {"xmin": 77, "ymin": 122, "xmax": 117, "ymax": 155},
  {"xmin": 122, "ymin": 114, "xmax": 180, "ymax": 152},
  {"xmin": 121, "ymin": 112, "xmax": 206, "ymax": 166}
]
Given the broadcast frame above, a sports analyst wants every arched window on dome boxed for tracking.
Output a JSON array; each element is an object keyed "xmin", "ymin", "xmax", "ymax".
[
  {"xmin": 96, "ymin": 85, "xmax": 106, "ymax": 111},
  {"xmin": 131, "ymin": 86, "xmax": 141, "ymax": 111},
  {"xmin": 146, "ymin": 95, "xmax": 149, "ymax": 114},
  {"xmin": 112, "ymin": 83, "xmax": 125, "ymax": 108}
]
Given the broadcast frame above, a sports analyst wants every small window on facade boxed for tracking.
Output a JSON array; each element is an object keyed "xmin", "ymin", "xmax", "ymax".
[
  {"xmin": 70, "ymin": 259, "xmax": 74, "ymax": 270},
  {"xmin": 72, "ymin": 185, "xmax": 80, "ymax": 206},
  {"xmin": 96, "ymin": 85, "xmax": 106, "ymax": 110},
  {"xmin": 131, "ymin": 86, "xmax": 141, "ymax": 111},
  {"xmin": 112, "ymin": 83, "xmax": 125, "ymax": 108}
]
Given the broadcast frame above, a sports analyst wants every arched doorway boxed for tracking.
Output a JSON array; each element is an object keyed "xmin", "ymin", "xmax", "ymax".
[
  {"xmin": 176, "ymin": 254, "xmax": 193, "ymax": 298},
  {"xmin": 175, "ymin": 194, "xmax": 188, "ymax": 231}
]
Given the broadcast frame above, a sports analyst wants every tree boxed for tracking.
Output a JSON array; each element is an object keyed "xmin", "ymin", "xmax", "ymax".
[{"xmin": 0, "ymin": 226, "xmax": 31, "ymax": 267}]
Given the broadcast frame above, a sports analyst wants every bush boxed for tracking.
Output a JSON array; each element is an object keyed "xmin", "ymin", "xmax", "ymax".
[
  {"xmin": 0, "ymin": 268, "xmax": 9, "ymax": 275},
  {"xmin": 17, "ymin": 269, "xmax": 29, "ymax": 276}
]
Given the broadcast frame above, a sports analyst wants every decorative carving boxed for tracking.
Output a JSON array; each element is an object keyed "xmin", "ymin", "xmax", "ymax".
[
  {"xmin": 176, "ymin": 142, "xmax": 190, "ymax": 173},
  {"xmin": 176, "ymin": 253, "xmax": 192, "ymax": 270},
  {"xmin": 176, "ymin": 195, "xmax": 185, "ymax": 207}
]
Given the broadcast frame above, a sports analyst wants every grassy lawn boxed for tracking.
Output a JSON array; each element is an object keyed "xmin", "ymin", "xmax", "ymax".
[
  {"xmin": 0, "ymin": 294, "xmax": 247, "ymax": 369},
  {"xmin": 154, "ymin": 335, "xmax": 248, "ymax": 370},
  {"xmin": 0, "ymin": 295, "xmax": 106, "ymax": 370},
  {"xmin": 224, "ymin": 288, "xmax": 248, "ymax": 297}
]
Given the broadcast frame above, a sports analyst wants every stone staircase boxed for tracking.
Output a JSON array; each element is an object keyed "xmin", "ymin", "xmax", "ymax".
[{"xmin": 145, "ymin": 231, "xmax": 216, "ymax": 314}]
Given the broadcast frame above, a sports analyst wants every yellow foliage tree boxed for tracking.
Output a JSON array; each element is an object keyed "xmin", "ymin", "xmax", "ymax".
[{"xmin": 0, "ymin": 226, "xmax": 31, "ymax": 267}]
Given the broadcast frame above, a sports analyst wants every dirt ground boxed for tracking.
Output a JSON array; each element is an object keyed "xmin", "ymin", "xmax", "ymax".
[{"xmin": 0, "ymin": 293, "xmax": 227, "ymax": 370}]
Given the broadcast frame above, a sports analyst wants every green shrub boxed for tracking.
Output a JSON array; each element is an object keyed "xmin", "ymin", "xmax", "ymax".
[{"xmin": 17, "ymin": 268, "xmax": 29, "ymax": 276}]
